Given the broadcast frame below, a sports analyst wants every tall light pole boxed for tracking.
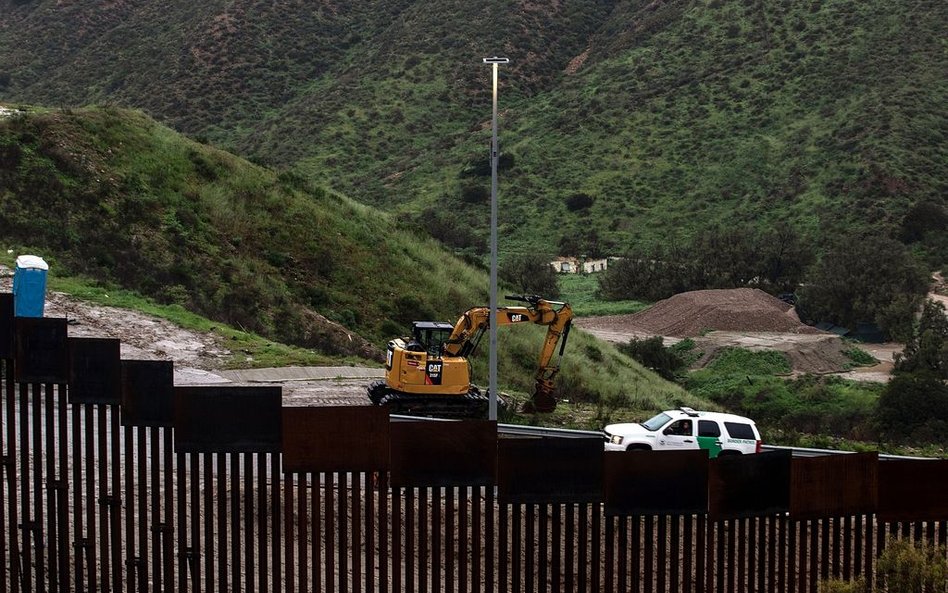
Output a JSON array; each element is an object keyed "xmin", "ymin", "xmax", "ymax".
[{"xmin": 483, "ymin": 56, "xmax": 509, "ymax": 421}]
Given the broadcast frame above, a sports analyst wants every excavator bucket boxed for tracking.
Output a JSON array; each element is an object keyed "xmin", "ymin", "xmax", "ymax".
[{"xmin": 522, "ymin": 378, "xmax": 557, "ymax": 413}]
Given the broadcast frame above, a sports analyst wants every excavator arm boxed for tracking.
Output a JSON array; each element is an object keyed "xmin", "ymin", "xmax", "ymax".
[
  {"xmin": 442, "ymin": 295, "xmax": 573, "ymax": 412},
  {"xmin": 527, "ymin": 301, "xmax": 573, "ymax": 413}
]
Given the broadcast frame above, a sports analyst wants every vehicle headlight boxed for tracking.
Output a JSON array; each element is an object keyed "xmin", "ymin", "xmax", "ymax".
[{"xmin": 611, "ymin": 435, "xmax": 623, "ymax": 445}]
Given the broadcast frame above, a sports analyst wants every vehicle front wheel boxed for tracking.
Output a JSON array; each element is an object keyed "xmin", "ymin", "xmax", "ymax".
[{"xmin": 626, "ymin": 444, "xmax": 652, "ymax": 452}]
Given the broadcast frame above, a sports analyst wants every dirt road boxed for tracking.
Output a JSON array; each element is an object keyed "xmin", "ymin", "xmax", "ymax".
[{"xmin": 1, "ymin": 268, "xmax": 380, "ymax": 404}]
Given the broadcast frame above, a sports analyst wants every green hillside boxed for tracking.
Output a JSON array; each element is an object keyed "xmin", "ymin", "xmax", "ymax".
[
  {"xmin": 494, "ymin": 0, "xmax": 947, "ymax": 254},
  {"xmin": 0, "ymin": 105, "xmax": 488, "ymax": 354},
  {"xmin": 0, "ymin": 105, "xmax": 706, "ymax": 423},
  {"xmin": 2, "ymin": 0, "xmax": 943, "ymax": 257}
]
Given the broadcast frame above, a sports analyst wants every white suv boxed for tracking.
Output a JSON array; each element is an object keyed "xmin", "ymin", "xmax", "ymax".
[{"xmin": 603, "ymin": 408, "xmax": 762, "ymax": 458}]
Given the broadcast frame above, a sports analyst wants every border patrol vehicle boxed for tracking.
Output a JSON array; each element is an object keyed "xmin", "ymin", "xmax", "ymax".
[{"xmin": 603, "ymin": 408, "xmax": 762, "ymax": 458}]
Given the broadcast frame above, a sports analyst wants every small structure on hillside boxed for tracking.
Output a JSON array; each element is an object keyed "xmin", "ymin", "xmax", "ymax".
[
  {"xmin": 582, "ymin": 258, "xmax": 609, "ymax": 273},
  {"xmin": 550, "ymin": 256, "xmax": 610, "ymax": 274},
  {"xmin": 550, "ymin": 256, "xmax": 580, "ymax": 273}
]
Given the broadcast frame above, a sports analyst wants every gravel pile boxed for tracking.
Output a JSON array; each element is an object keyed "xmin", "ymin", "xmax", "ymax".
[{"xmin": 625, "ymin": 288, "xmax": 820, "ymax": 338}]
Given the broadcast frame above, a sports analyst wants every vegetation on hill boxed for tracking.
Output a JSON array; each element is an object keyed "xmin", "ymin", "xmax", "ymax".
[
  {"xmin": 486, "ymin": 0, "xmax": 947, "ymax": 259},
  {"xmin": 0, "ymin": 105, "xmax": 712, "ymax": 422},
  {"xmin": 1, "ymin": 0, "xmax": 944, "ymax": 261}
]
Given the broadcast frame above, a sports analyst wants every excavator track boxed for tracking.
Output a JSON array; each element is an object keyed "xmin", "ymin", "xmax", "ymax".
[{"xmin": 368, "ymin": 381, "xmax": 489, "ymax": 419}]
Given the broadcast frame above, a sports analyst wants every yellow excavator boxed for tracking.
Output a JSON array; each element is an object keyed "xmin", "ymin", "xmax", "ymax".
[{"xmin": 367, "ymin": 294, "xmax": 573, "ymax": 418}]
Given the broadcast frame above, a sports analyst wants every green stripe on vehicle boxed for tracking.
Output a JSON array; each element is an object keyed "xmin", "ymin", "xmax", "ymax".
[{"xmin": 697, "ymin": 435, "xmax": 722, "ymax": 458}]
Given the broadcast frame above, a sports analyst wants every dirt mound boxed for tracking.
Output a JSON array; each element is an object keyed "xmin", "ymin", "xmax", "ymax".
[
  {"xmin": 689, "ymin": 332, "xmax": 855, "ymax": 374},
  {"xmin": 624, "ymin": 288, "xmax": 820, "ymax": 338}
]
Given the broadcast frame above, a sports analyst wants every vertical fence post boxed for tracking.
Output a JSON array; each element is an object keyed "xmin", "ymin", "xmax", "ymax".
[
  {"xmin": 576, "ymin": 504, "xmax": 587, "ymax": 593},
  {"xmin": 473, "ymin": 487, "xmax": 482, "ymax": 593},
  {"xmin": 511, "ymin": 503, "xmax": 521, "ymax": 593},
  {"xmin": 684, "ymin": 514, "xmax": 694, "ymax": 593},
  {"xmin": 392, "ymin": 486, "xmax": 401, "ymax": 593},
  {"xmin": 630, "ymin": 515, "xmax": 641, "ymax": 593}
]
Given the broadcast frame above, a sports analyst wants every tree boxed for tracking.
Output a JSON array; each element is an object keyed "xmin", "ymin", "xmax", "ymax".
[
  {"xmin": 692, "ymin": 226, "xmax": 760, "ymax": 288},
  {"xmin": 499, "ymin": 253, "xmax": 560, "ymax": 298},
  {"xmin": 874, "ymin": 299, "xmax": 948, "ymax": 444},
  {"xmin": 874, "ymin": 372, "xmax": 948, "ymax": 444},
  {"xmin": 596, "ymin": 247, "xmax": 690, "ymax": 302},
  {"xmin": 900, "ymin": 201, "xmax": 948, "ymax": 269},
  {"xmin": 417, "ymin": 206, "xmax": 486, "ymax": 252},
  {"xmin": 796, "ymin": 235, "xmax": 929, "ymax": 341},
  {"xmin": 557, "ymin": 233, "xmax": 582, "ymax": 257},
  {"xmin": 598, "ymin": 225, "xmax": 813, "ymax": 303},
  {"xmin": 900, "ymin": 201, "xmax": 948, "ymax": 243},
  {"xmin": 757, "ymin": 226, "xmax": 814, "ymax": 292},
  {"xmin": 895, "ymin": 299, "xmax": 948, "ymax": 379}
]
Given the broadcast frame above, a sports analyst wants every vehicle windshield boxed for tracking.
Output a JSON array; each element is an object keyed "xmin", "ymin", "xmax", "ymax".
[{"xmin": 641, "ymin": 412, "xmax": 672, "ymax": 432}]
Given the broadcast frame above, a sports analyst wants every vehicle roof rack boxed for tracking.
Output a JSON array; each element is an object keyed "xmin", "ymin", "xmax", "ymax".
[{"xmin": 679, "ymin": 407, "xmax": 699, "ymax": 417}]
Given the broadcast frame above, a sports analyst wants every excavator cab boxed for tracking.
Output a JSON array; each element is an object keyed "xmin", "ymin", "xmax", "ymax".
[
  {"xmin": 372, "ymin": 320, "xmax": 480, "ymax": 417},
  {"xmin": 408, "ymin": 321, "xmax": 454, "ymax": 356}
]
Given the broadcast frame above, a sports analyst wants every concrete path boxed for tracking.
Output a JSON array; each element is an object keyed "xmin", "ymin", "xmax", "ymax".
[{"xmin": 216, "ymin": 365, "xmax": 384, "ymax": 383}]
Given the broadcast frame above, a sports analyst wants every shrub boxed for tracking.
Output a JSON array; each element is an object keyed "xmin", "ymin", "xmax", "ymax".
[
  {"xmin": 876, "ymin": 538, "xmax": 948, "ymax": 592},
  {"xmin": 819, "ymin": 578, "xmax": 865, "ymax": 593},
  {"xmin": 706, "ymin": 348, "xmax": 791, "ymax": 375},
  {"xmin": 844, "ymin": 347, "xmax": 876, "ymax": 367},
  {"xmin": 499, "ymin": 253, "xmax": 560, "ymax": 299},
  {"xmin": 875, "ymin": 372, "xmax": 948, "ymax": 444},
  {"xmin": 668, "ymin": 338, "xmax": 699, "ymax": 366},
  {"xmin": 459, "ymin": 152, "xmax": 515, "ymax": 178},
  {"xmin": 618, "ymin": 336, "xmax": 687, "ymax": 381},
  {"xmin": 391, "ymin": 294, "xmax": 437, "ymax": 327},
  {"xmin": 565, "ymin": 193, "xmax": 595, "ymax": 212},
  {"xmin": 418, "ymin": 206, "xmax": 487, "ymax": 251},
  {"xmin": 460, "ymin": 184, "xmax": 489, "ymax": 204},
  {"xmin": 900, "ymin": 201, "xmax": 948, "ymax": 243}
]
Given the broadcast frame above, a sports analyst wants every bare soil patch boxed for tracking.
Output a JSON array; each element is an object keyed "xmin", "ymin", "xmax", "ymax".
[
  {"xmin": 575, "ymin": 288, "xmax": 900, "ymax": 381},
  {"xmin": 582, "ymin": 288, "xmax": 818, "ymax": 338}
]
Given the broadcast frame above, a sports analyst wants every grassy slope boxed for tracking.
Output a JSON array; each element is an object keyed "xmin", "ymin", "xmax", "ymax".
[
  {"xmin": 0, "ymin": 105, "xmax": 706, "ymax": 423},
  {"xmin": 0, "ymin": 1, "xmax": 416, "ymax": 149},
  {"xmin": 4, "ymin": 1, "xmax": 941, "ymax": 257},
  {"xmin": 395, "ymin": 0, "xmax": 947, "ymax": 255},
  {"xmin": 0, "ymin": 106, "xmax": 489, "ymax": 348}
]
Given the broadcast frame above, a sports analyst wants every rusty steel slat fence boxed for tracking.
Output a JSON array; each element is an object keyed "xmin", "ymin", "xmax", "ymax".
[
  {"xmin": 3, "ymin": 309, "xmax": 948, "ymax": 591},
  {"xmin": 3, "ymin": 405, "xmax": 948, "ymax": 592}
]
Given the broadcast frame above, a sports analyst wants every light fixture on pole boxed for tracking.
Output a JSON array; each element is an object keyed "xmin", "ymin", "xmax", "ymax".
[{"xmin": 482, "ymin": 56, "xmax": 509, "ymax": 421}]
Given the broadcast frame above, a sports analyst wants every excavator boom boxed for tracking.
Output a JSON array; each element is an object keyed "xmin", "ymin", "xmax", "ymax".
[{"xmin": 369, "ymin": 294, "xmax": 573, "ymax": 417}]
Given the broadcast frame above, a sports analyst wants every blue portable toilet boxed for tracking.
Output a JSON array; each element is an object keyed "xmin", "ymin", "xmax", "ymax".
[{"xmin": 13, "ymin": 255, "xmax": 49, "ymax": 317}]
